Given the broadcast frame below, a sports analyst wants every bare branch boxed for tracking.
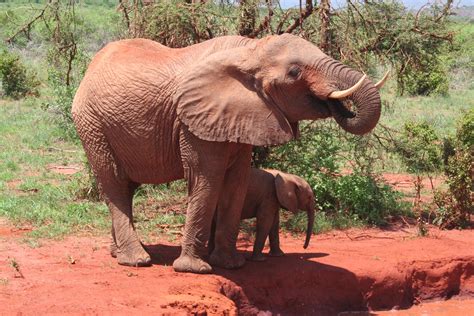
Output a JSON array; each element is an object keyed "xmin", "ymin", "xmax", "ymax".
[
  {"xmin": 276, "ymin": 9, "xmax": 292, "ymax": 34},
  {"xmin": 284, "ymin": 0, "xmax": 313, "ymax": 34},
  {"xmin": 248, "ymin": 0, "xmax": 274, "ymax": 38},
  {"xmin": 318, "ymin": 0, "xmax": 330, "ymax": 52},
  {"xmin": 117, "ymin": 0, "xmax": 131, "ymax": 31},
  {"xmin": 5, "ymin": 5, "xmax": 48, "ymax": 44}
]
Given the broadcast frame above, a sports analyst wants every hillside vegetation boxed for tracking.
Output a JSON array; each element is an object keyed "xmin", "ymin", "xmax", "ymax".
[{"xmin": 0, "ymin": 0, "xmax": 472, "ymax": 242}]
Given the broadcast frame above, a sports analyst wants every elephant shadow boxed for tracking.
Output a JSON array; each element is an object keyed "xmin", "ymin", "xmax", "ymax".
[
  {"xmin": 144, "ymin": 244, "xmax": 179, "ymax": 266},
  {"xmin": 214, "ymin": 251, "xmax": 369, "ymax": 315},
  {"xmin": 143, "ymin": 243, "xmax": 371, "ymax": 315}
]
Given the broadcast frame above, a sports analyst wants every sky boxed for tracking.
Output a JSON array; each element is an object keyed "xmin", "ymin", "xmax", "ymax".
[{"xmin": 279, "ymin": 0, "xmax": 474, "ymax": 9}]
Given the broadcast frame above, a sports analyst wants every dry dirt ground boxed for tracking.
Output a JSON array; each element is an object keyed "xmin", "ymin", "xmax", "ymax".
[
  {"xmin": 1, "ymin": 224, "xmax": 473, "ymax": 315},
  {"xmin": 1, "ymin": 173, "xmax": 473, "ymax": 315}
]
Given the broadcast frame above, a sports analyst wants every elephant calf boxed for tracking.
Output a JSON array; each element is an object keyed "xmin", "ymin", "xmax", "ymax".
[{"xmin": 210, "ymin": 169, "xmax": 315, "ymax": 261}]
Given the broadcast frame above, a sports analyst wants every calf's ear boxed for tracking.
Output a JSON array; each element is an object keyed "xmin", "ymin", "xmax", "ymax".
[{"xmin": 275, "ymin": 173, "xmax": 298, "ymax": 213}]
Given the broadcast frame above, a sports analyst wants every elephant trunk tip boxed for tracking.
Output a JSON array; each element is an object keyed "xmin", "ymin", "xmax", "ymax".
[{"xmin": 304, "ymin": 203, "xmax": 315, "ymax": 249}]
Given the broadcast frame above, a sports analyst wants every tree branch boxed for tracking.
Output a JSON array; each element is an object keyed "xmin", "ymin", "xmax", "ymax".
[
  {"xmin": 247, "ymin": 0, "xmax": 274, "ymax": 38},
  {"xmin": 5, "ymin": 5, "xmax": 48, "ymax": 44},
  {"xmin": 284, "ymin": 0, "xmax": 313, "ymax": 34}
]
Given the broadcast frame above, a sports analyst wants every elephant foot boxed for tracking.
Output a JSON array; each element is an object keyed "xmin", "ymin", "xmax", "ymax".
[
  {"xmin": 209, "ymin": 250, "xmax": 246, "ymax": 269},
  {"xmin": 248, "ymin": 253, "xmax": 266, "ymax": 262},
  {"xmin": 269, "ymin": 248, "xmax": 285, "ymax": 257},
  {"xmin": 116, "ymin": 244, "xmax": 151, "ymax": 267},
  {"xmin": 173, "ymin": 255, "xmax": 212, "ymax": 274},
  {"xmin": 111, "ymin": 241, "xmax": 146, "ymax": 259},
  {"xmin": 110, "ymin": 242, "xmax": 118, "ymax": 258}
]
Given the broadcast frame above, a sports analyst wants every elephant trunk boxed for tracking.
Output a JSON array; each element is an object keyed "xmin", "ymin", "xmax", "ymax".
[
  {"xmin": 303, "ymin": 200, "xmax": 315, "ymax": 249},
  {"xmin": 313, "ymin": 58, "xmax": 381, "ymax": 135}
]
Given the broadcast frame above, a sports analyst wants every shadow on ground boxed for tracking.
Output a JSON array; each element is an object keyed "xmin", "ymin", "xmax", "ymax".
[{"xmin": 144, "ymin": 243, "xmax": 370, "ymax": 315}]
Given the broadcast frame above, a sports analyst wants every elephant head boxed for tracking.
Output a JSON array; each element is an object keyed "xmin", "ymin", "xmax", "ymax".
[
  {"xmin": 275, "ymin": 172, "xmax": 315, "ymax": 249},
  {"xmin": 175, "ymin": 33, "xmax": 384, "ymax": 146}
]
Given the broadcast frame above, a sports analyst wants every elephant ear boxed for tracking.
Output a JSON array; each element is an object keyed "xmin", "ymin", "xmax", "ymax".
[
  {"xmin": 275, "ymin": 173, "xmax": 298, "ymax": 214},
  {"xmin": 175, "ymin": 46, "xmax": 296, "ymax": 146}
]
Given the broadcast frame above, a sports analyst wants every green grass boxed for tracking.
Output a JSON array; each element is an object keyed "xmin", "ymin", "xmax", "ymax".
[
  {"xmin": 381, "ymin": 90, "xmax": 474, "ymax": 139},
  {"xmin": 133, "ymin": 181, "xmax": 187, "ymax": 243},
  {"xmin": 0, "ymin": 98, "xmax": 109, "ymax": 239}
]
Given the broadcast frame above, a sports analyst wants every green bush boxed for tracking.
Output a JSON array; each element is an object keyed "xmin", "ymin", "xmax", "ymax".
[
  {"xmin": 434, "ymin": 109, "xmax": 473, "ymax": 228},
  {"xmin": 398, "ymin": 59, "xmax": 449, "ymax": 96},
  {"xmin": 138, "ymin": 1, "xmax": 236, "ymax": 47},
  {"xmin": 394, "ymin": 121, "xmax": 442, "ymax": 175},
  {"xmin": 41, "ymin": 70, "xmax": 78, "ymax": 140},
  {"xmin": 391, "ymin": 120, "xmax": 442, "ymax": 233},
  {"xmin": 0, "ymin": 50, "xmax": 39, "ymax": 99},
  {"xmin": 332, "ymin": 174, "xmax": 404, "ymax": 225},
  {"xmin": 262, "ymin": 122, "xmax": 407, "ymax": 228}
]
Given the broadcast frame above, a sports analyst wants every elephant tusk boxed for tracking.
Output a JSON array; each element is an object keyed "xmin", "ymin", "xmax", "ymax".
[
  {"xmin": 327, "ymin": 74, "xmax": 367, "ymax": 99},
  {"xmin": 374, "ymin": 70, "xmax": 390, "ymax": 90}
]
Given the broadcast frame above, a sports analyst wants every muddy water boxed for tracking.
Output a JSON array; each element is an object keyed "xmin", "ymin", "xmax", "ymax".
[{"xmin": 370, "ymin": 299, "xmax": 474, "ymax": 316}]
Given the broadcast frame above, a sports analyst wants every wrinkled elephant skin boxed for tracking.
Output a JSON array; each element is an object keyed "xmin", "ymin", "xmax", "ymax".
[
  {"xmin": 209, "ymin": 168, "xmax": 315, "ymax": 262},
  {"xmin": 72, "ymin": 34, "xmax": 382, "ymax": 273}
]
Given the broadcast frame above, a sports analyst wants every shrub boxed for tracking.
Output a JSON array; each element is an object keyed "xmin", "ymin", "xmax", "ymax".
[
  {"xmin": 130, "ymin": 1, "xmax": 236, "ymax": 47},
  {"xmin": 0, "ymin": 50, "xmax": 39, "ymax": 99},
  {"xmin": 41, "ymin": 70, "xmax": 79, "ymax": 140},
  {"xmin": 399, "ymin": 59, "xmax": 449, "ymax": 96},
  {"xmin": 332, "ymin": 174, "xmax": 404, "ymax": 225},
  {"xmin": 393, "ymin": 121, "xmax": 442, "ymax": 175},
  {"xmin": 262, "ymin": 122, "xmax": 407, "ymax": 228},
  {"xmin": 434, "ymin": 109, "xmax": 473, "ymax": 228},
  {"xmin": 390, "ymin": 120, "xmax": 443, "ymax": 233}
]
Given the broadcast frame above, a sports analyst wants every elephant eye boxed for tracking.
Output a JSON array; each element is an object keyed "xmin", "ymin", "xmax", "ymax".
[{"xmin": 288, "ymin": 66, "xmax": 301, "ymax": 79}]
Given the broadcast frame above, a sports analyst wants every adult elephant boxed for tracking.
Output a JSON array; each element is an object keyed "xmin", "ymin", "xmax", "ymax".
[{"xmin": 72, "ymin": 34, "xmax": 385, "ymax": 274}]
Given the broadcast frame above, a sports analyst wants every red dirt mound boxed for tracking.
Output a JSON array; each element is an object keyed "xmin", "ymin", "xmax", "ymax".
[{"xmin": 0, "ymin": 225, "xmax": 473, "ymax": 315}]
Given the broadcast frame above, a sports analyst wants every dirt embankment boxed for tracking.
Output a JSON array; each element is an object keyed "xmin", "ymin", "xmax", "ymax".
[{"xmin": 1, "ymin": 225, "xmax": 473, "ymax": 315}]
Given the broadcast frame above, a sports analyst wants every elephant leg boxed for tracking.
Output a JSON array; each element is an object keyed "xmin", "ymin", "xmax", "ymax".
[
  {"xmin": 102, "ymin": 180, "xmax": 150, "ymax": 267},
  {"xmin": 208, "ymin": 214, "xmax": 217, "ymax": 256},
  {"xmin": 249, "ymin": 210, "xmax": 275, "ymax": 262},
  {"xmin": 75, "ymin": 121, "xmax": 149, "ymax": 267},
  {"xmin": 268, "ymin": 212, "xmax": 284, "ymax": 257},
  {"xmin": 173, "ymin": 129, "xmax": 228, "ymax": 273},
  {"xmin": 210, "ymin": 146, "xmax": 252, "ymax": 269},
  {"xmin": 110, "ymin": 227, "xmax": 146, "ymax": 260},
  {"xmin": 110, "ymin": 228, "xmax": 117, "ymax": 258}
]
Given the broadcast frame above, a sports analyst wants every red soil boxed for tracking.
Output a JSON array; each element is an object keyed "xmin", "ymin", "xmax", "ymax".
[
  {"xmin": 1, "ymin": 223, "xmax": 473, "ymax": 315},
  {"xmin": 382, "ymin": 173, "xmax": 444, "ymax": 204}
]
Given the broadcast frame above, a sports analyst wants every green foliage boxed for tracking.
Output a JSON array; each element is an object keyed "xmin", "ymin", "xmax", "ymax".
[
  {"xmin": 0, "ymin": 100, "xmax": 109, "ymax": 239},
  {"xmin": 263, "ymin": 122, "xmax": 407, "ymax": 228},
  {"xmin": 41, "ymin": 71, "xmax": 79, "ymax": 140},
  {"xmin": 449, "ymin": 22, "xmax": 474, "ymax": 90},
  {"xmin": 400, "ymin": 59, "xmax": 449, "ymax": 96},
  {"xmin": 283, "ymin": 210, "xmax": 356, "ymax": 235},
  {"xmin": 332, "ymin": 174, "xmax": 403, "ymax": 225},
  {"xmin": 34, "ymin": 2, "xmax": 91, "ymax": 141},
  {"xmin": 0, "ymin": 49, "xmax": 39, "ymax": 99},
  {"xmin": 136, "ymin": 1, "xmax": 236, "ymax": 47},
  {"xmin": 312, "ymin": 0, "xmax": 453, "ymax": 96},
  {"xmin": 394, "ymin": 121, "xmax": 442, "ymax": 175},
  {"xmin": 434, "ymin": 109, "xmax": 473, "ymax": 228},
  {"xmin": 455, "ymin": 108, "xmax": 474, "ymax": 148}
]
